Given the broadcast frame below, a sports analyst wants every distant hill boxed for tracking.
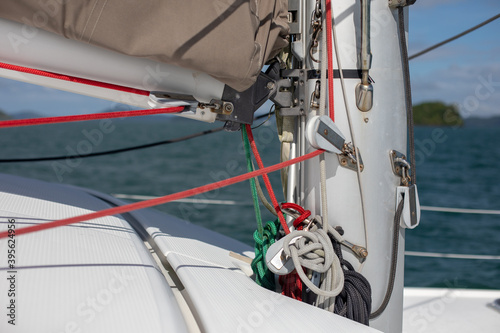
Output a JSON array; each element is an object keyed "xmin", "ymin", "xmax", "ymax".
[
  {"xmin": 0, "ymin": 109, "xmax": 12, "ymax": 120},
  {"xmin": 413, "ymin": 101, "xmax": 463, "ymax": 127}
]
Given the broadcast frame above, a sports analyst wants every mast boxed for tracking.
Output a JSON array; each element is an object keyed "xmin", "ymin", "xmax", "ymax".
[{"xmin": 285, "ymin": 1, "xmax": 417, "ymax": 331}]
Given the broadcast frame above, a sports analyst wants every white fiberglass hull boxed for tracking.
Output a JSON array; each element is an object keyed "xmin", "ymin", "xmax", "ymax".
[{"xmin": 0, "ymin": 173, "xmax": 381, "ymax": 333}]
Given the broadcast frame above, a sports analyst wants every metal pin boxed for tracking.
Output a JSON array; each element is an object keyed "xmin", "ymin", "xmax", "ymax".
[{"xmin": 340, "ymin": 240, "xmax": 368, "ymax": 259}]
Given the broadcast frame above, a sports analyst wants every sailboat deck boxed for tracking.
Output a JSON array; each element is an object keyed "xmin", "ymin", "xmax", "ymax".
[{"xmin": 403, "ymin": 287, "xmax": 500, "ymax": 332}]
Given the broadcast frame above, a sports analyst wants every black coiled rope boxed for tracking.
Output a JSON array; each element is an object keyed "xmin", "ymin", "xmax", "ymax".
[{"xmin": 330, "ymin": 229, "xmax": 372, "ymax": 326}]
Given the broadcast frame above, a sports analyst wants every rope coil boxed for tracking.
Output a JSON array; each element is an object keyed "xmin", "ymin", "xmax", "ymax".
[
  {"xmin": 279, "ymin": 216, "xmax": 345, "ymax": 311},
  {"xmin": 251, "ymin": 219, "xmax": 281, "ymax": 290}
]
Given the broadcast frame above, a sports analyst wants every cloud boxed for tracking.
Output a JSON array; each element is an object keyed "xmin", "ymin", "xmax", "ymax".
[
  {"xmin": 411, "ymin": 63, "xmax": 500, "ymax": 117},
  {"xmin": 412, "ymin": 0, "xmax": 466, "ymax": 10}
]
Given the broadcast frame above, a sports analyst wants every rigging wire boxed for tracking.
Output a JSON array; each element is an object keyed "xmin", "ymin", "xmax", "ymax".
[
  {"xmin": 330, "ymin": 1, "xmax": 369, "ymax": 257},
  {"xmin": 0, "ymin": 127, "xmax": 224, "ymax": 163},
  {"xmin": 319, "ymin": 0, "xmax": 330, "ymax": 235},
  {"xmin": 409, "ymin": 13, "xmax": 500, "ymax": 60}
]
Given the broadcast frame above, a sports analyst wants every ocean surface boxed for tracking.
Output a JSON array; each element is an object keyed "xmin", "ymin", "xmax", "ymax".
[{"xmin": 0, "ymin": 116, "xmax": 499, "ymax": 289}]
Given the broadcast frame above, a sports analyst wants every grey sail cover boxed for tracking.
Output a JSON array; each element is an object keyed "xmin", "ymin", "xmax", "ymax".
[{"xmin": 0, "ymin": 0, "xmax": 289, "ymax": 92}]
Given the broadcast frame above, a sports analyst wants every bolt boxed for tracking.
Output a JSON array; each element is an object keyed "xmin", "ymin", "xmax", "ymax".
[
  {"xmin": 341, "ymin": 158, "xmax": 347, "ymax": 165},
  {"xmin": 223, "ymin": 103, "xmax": 233, "ymax": 113},
  {"xmin": 324, "ymin": 129, "xmax": 328, "ymax": 136},
  {"xmin": 267, "ymin": 82, "xmax": 275, "ymax": 90}
]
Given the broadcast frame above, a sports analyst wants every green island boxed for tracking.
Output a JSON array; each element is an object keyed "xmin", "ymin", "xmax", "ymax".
[{"xmin": 413, "ymin": 101, "xmax": 464, "ymax": 127}]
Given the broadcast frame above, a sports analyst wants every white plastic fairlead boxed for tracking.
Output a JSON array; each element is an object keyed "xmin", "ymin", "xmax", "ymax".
[
  {"xmin": 306, "ymin": 115, "xmax": 346, "ymax": 154},
  {"xmin": 396, "ymin": 185, "xmax": 421, "ymax": 229}
]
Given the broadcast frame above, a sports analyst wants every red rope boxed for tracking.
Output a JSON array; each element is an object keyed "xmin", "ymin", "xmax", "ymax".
[
  {"xmin": 0, "ymin": 61, "xmax": 149, "ymax": 96},
  {"xmin": 279, "ymin": 204, "xmax": 308, "ymax": 300},
  {"xmin": 281, "ymin": 202, "xmax": 311, "ymax": 228},
  {"xmin": 325, "ymin": 0, "xmax": 335, "ymax": 122},
  {"xmin": 0, "ymin": 107, "xmax": 185, "ymax": 128},
  {"xmin": 279, "ymin": 272, "xmax": 303, "ymax": 301},
  {"xmin": 0, "ymin": 149, "xmax": 323, "ymax": 239},
  {"xmin": 245, "ymin": 124, "xmax": 291, "ymax": 234}
]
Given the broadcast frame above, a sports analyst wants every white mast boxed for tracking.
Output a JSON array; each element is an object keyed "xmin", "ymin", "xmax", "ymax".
[{"xmin": 286, "ymin": 1, "xmax": 415, "ymax": 331}]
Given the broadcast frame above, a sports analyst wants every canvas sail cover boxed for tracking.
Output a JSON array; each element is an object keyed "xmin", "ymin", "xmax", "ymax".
[{"xmin": 0, "ymin": 0, "xmax": 289, "ymax": 92}]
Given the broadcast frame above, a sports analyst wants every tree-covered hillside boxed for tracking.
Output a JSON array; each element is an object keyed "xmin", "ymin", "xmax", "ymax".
[{"xmin": 413, "ymin": 101, "xmax": 463, "ymax": 126}]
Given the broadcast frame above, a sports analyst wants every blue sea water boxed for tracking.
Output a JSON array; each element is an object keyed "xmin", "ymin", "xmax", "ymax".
[{"xmin": 0, "ymin": 117, "xmax": 498, "ymax": 289}]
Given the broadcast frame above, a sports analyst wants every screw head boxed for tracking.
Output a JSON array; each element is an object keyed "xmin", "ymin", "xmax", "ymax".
[{"xmin": 323, "ymin": 129, "xmax": 328, "ymax": 135}]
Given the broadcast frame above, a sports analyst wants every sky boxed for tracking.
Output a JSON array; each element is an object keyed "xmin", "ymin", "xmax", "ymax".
[
  {"xmin": 408, "ymin": 0, "xmax": 500, "ymax": 118},
  {"xmin": 0, "ymin": 0, "xmax": 499, "ymax": 118}
]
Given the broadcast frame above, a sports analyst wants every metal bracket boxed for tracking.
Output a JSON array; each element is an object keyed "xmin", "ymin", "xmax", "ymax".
[
  {"xmin": 200, "ymin": 100, "xmax": 234, "ymax": 115},
  {"xmin": 388, "ymin": 0, "xmax": 416, "ymax": 8},
  {"xmin": 390, "ymin": 150, "xmax": 411, "ymax": 185},
  {"xmin": 148, "ymin": 91, "xmax": 217, "ymax": 122},
  {"xmin": 272, "ymin": 69, "xmax": 307, "ymax": 116},
  {"xmin": 390, "ymin": 150, "xmax": 408, "ymax": 177},
  {"xmin": 287, "ymin": 0, "xmax": 302, "ymax": 37},
  {"xmin": 338, "ymin": 144, "xmax": 364, "ymax": 172},
  {"xmin": 217, "ymin": 63, "xmax": 280, "ymax": 131}
]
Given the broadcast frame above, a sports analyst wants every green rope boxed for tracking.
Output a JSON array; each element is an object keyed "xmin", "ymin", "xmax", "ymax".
[
  {"xmin": 242, "ymin": 125, "xmax": 279, "ymax": 290},
  {"xmin": 251, "ymin": 219, "xmax": 280, "ymax": 290},
  {"xmin": 241, "ymin": 124, "xmax": 263, "ymax": 236}
]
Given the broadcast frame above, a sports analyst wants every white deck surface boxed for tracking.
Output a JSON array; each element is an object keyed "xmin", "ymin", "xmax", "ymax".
[
  {"xmin": 403, "ymin": 287, "xmax": 500, "ymax": 332},
  {"xmin": 0, "ymin": 175, "xmax": 189, "ymax": 333},
  {"xmin": 0, "ymin": 174, "xmax": 381, "ymax": 333}
]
